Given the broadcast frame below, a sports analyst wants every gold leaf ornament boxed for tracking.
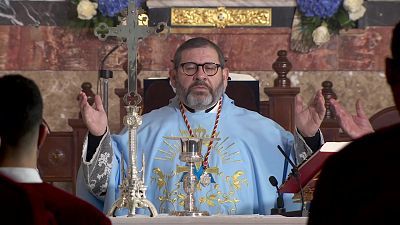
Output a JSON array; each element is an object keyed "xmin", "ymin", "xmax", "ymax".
[{"xmin": 171, "ymin": 7, "xmax": 271, "ymax": 28}]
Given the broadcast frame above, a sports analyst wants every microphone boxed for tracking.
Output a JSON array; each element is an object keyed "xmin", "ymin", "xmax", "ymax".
[
  {"xmin": 268, "ymin": 176, "xmax": 286, "ymax": 215},
  {"xmin": 277, "ymin": 145, "xmax": 297, "ymax": 168},
  {"xmin": 277, "ymin": 145, "xmax": 308, "ymax": 217},
  {"xmin": 97, "ymin": 43, "xmax": 124, "ymax": 115}
]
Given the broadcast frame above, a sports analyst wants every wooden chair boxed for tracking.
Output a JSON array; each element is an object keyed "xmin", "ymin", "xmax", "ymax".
[{"xmin": 369, "ymin": 106, "xmax": 400, "ymax": 130}]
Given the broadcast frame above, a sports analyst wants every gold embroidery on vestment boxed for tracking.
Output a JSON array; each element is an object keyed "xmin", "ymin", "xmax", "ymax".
[{"xmin": 152, "ymin": 125, "xmax": 247, "ymax": 214}]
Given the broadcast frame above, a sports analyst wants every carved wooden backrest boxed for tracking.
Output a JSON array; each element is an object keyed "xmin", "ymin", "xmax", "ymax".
[
  {"xmin": 369, "ymin": 106, "xmax": 400, "ymax": 130},
  {"xmin": 264, "ymin": 50, "xmax": 299, "ymax": 133},
  {"xmin": 142, "ymin": 79, "xmax": 174, "ymax": 114}
]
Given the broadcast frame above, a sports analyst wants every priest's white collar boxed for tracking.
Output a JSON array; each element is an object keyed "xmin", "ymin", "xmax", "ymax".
[
  {"xmin": 182, "ymin": 100, "xmax": 220, "ymax": 113},
  {"xmin": 0, "ymin": 167, "xmax": 43, "ymax": 183}
]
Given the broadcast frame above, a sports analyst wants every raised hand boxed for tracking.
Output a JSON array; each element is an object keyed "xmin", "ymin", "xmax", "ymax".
[
  {"xmin": 79, "ymin": 92, "xmax": 108, "ymax": 136},
  {"xmin": 295, "ymin": 90, "xmax": 326, "ymax": 137},
  {"xmin": 330, "ymin": 98, "xmax": 374, "ymax": 139}
]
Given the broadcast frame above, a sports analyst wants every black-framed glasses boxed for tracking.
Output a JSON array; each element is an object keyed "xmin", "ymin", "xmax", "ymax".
[
  {"xmin": 180, "ymin": 62, "xmax": 221, "ymax": 76},
  {"xmin": 41, "ymin": 118, "xmax": 51, "ymax": 134}
]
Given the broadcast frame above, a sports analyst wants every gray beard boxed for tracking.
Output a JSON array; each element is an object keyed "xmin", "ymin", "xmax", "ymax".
[{"xmin": 176, "ymin": 79, "xmax": 225, "ymax": 110}]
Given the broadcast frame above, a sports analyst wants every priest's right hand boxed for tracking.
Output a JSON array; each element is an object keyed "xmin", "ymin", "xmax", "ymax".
[{"xmin": 79, "ymin": 92, "xmax": 108, "ymax": 136}]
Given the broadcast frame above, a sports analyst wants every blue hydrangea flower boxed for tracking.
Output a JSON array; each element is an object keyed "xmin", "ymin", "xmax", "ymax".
[
  {"xmin": 297, "ymin": 0, "xmax": 342, "ymax": 18},
  {"xmin": 98, "ymin": 0, "xmax": 145, "ymax": 17}
]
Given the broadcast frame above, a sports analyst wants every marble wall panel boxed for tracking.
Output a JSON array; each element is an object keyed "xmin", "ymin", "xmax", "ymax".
[
  {"xmin": 0, "ymin": 26, "xmax": 395, "ymax": 72},
  {"xmin": 338, "ymin": 28, "xmax": 392, "ymax": 70},
  {"xmin": 238, "ymin": 70, "xmax": 394, "ymax": 117},
  {"xmin": 0, "ymin": 1, "xmax": 72, "ymax": 26},
  {"xmin": 0, "ymin": 70, "xmax": 393, "ymax": 133},
  {"xmin": 0, "ymin": 26, "xmax": 105, "ymax": 71},
  {"xmin": 0, "ymin": 70, "xmax": 126, "ymax": 133},
  {"xmin": 140, "ymin": 26, "xmax": 394, "ymax": 71},
  {"xmin": 0, "ymin": 25, "xmax": 396, "ymax": 133},
  {"xmin": 141, "ymin": 70, "xmax": 395, "ymax": 124},
  {"xmin": 138, "ymin": 28, "xmax": 339, "ymax": 71}
]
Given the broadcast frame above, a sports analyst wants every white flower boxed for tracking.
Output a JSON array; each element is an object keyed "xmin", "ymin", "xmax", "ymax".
[
  {"xmin": 343, "ymin": 0, "xmax": 364, "ymax": 13},
  {"xmin": 77, "ymin": 0, "xmax": 98, "ymax": 20},
  {"xmin": 344, "ymin": 0, "xmax": 366, "ymax": 21},
  {"xmin": 348, "ymin": 5, "xmax": 366, "ymax": 21},
  {"xmin": 312, "ymin": 25, "xmax": 330, "ymax": 46}
]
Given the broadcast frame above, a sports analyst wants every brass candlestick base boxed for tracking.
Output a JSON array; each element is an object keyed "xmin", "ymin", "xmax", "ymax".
[{"xmin": 107, "ymin": 178, "xmax": 158, "ymax": 217}]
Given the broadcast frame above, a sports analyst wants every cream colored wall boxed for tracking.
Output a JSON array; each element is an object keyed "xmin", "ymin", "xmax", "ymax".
[{"xmin": 4, "ymin": 70, "xmax": 392, "ymax": 133}]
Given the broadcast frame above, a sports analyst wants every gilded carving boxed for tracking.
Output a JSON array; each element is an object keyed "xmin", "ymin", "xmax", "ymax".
[
  {"xmin": 151, "ymin": 125, "xmax": 247, "ymax": 214},
  {"xmin": 138, "ymin": 13, "xmax": 149, "ymax": 26},
  {"xmin": 171, "ymin": 7, "xmax": 272, "ymax": 28}
]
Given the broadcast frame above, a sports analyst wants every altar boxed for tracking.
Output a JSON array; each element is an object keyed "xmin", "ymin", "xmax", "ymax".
[{"xmin": 110, "ymin": 215, "xmax": 307, "ymax": 225}]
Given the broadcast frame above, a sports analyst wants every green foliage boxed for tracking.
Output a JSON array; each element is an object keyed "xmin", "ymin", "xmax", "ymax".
[
  {"xmin": 328, "ymin": 7, "xmax": 355, "ymax": 34},
  {"xmin": 300, "ymin": 5, "xmax": 356, "ymax": 36},
  {"xmin": 292, "ymin": 1, "xmax": 365, "ymax": 53}
]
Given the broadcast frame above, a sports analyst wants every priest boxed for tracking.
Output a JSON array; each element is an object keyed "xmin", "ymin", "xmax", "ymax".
[{"xmin": 76, "ymin": 37, "xmax": 346, "ymax": 215}]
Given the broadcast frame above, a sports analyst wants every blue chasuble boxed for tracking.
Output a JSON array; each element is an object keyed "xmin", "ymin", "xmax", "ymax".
[{"xmin": 77, "ymin": 94, "xmax": 299, "ymax": 215}]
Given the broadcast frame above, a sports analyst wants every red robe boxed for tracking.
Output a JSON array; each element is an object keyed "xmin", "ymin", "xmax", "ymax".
[
  {"xmin": 0, "ymin": 174, "xmax": 111, "ymax": 225},
  {"xmin": 0, "ymin": 174, "xmax": 56, "ymax": 225}
]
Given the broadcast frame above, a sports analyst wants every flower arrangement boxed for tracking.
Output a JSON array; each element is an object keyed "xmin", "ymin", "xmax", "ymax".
[
  {"xmin": 291, "ymin": 0, "xmax": 366, "ymax": 53},
  {"xmin": 70, "ymin": 0, "xmax": 146, "ymax": 28}
]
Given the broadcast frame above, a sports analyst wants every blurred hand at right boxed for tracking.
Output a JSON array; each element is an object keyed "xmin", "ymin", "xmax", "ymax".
[{"xmin": 330, "ymin": 98, "xmax": 374, "ymax": 139}]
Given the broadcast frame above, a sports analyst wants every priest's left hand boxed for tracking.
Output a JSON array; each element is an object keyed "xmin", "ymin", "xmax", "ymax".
[
  {"xmin": 295, "ymin": 90, "xmax": 326, "ymax": 137},
  {"xmin": 330, "ymin": 98, "xmax": 374, "ymax": 139}
]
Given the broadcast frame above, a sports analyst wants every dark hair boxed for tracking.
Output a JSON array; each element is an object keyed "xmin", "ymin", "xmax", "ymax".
[
  {"xmin": 387, "ymin": 21, "xmax": 400, "ymax": 85},
  {"xmin": 0, "ymin": 74, "xmax": 43, "ymax": 147},
  {"xmin": 173, "ymin": 37, "xmax": 226, "ymax": 69}
]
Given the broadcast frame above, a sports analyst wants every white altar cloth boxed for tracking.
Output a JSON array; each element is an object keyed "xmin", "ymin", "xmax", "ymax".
[{"xmin": 110, "ymin": 214, "xmax": 308, "ymax": 225}]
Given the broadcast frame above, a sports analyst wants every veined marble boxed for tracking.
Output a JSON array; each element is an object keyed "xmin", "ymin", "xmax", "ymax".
[
  {"xmin": 0, "ymin": 70, "xmax": 393, "ymax": 132},
  {"xmin": 0, "ymin": 17, "xmax": 397, "ymax": 132},
  {"xmin": 0, "ymin": 0, "xmax": 23, "ymax": 25},
  {"xmin": 0, "ymin": 0, "xmax": 71, "ymax": 26}
]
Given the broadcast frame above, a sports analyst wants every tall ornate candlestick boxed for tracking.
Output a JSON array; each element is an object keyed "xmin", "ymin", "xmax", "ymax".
[
  {"xmin": 94, "ymin": 0, "xmax": 168, "ymax": 217},
  {"xmin": 107, "ymin": 99, "xmax": 158, "ymax": 217}
]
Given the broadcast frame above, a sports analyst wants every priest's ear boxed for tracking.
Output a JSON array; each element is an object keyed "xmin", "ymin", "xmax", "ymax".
[
  {"xmin": 38, "ymin": 119, "xmax": 50, "ymax": 150},
  {"xmin": 169, "ymin": 60, "xmax": 178, "ymax": 89}
]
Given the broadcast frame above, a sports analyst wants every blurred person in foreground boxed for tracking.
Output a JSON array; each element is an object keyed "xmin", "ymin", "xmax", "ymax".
[
  {"xmin": 308, "ymin": 21, "xmax": 400, "ymax": 225},
  {"xmin": 0, "ymin": 74, "xmax": 111, "ymax": 225}
]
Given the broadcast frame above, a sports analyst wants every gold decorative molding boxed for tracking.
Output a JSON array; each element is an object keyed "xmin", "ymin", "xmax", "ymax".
[
  {"xmin": 171, "ymin": 7, "xmax": 272, "ymax": 28},
  {"xmin": 138, "ymin": 13, "xmax": 149, "ymax": 26},
  {"xmin": 118, "ymin": 13, "xmax": 149, "ymax": 26}
]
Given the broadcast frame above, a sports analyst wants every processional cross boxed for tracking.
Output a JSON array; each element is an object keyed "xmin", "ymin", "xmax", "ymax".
[{"xmin": 94, "ymin": 0, "xmax": 167, "ymax": 217}]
